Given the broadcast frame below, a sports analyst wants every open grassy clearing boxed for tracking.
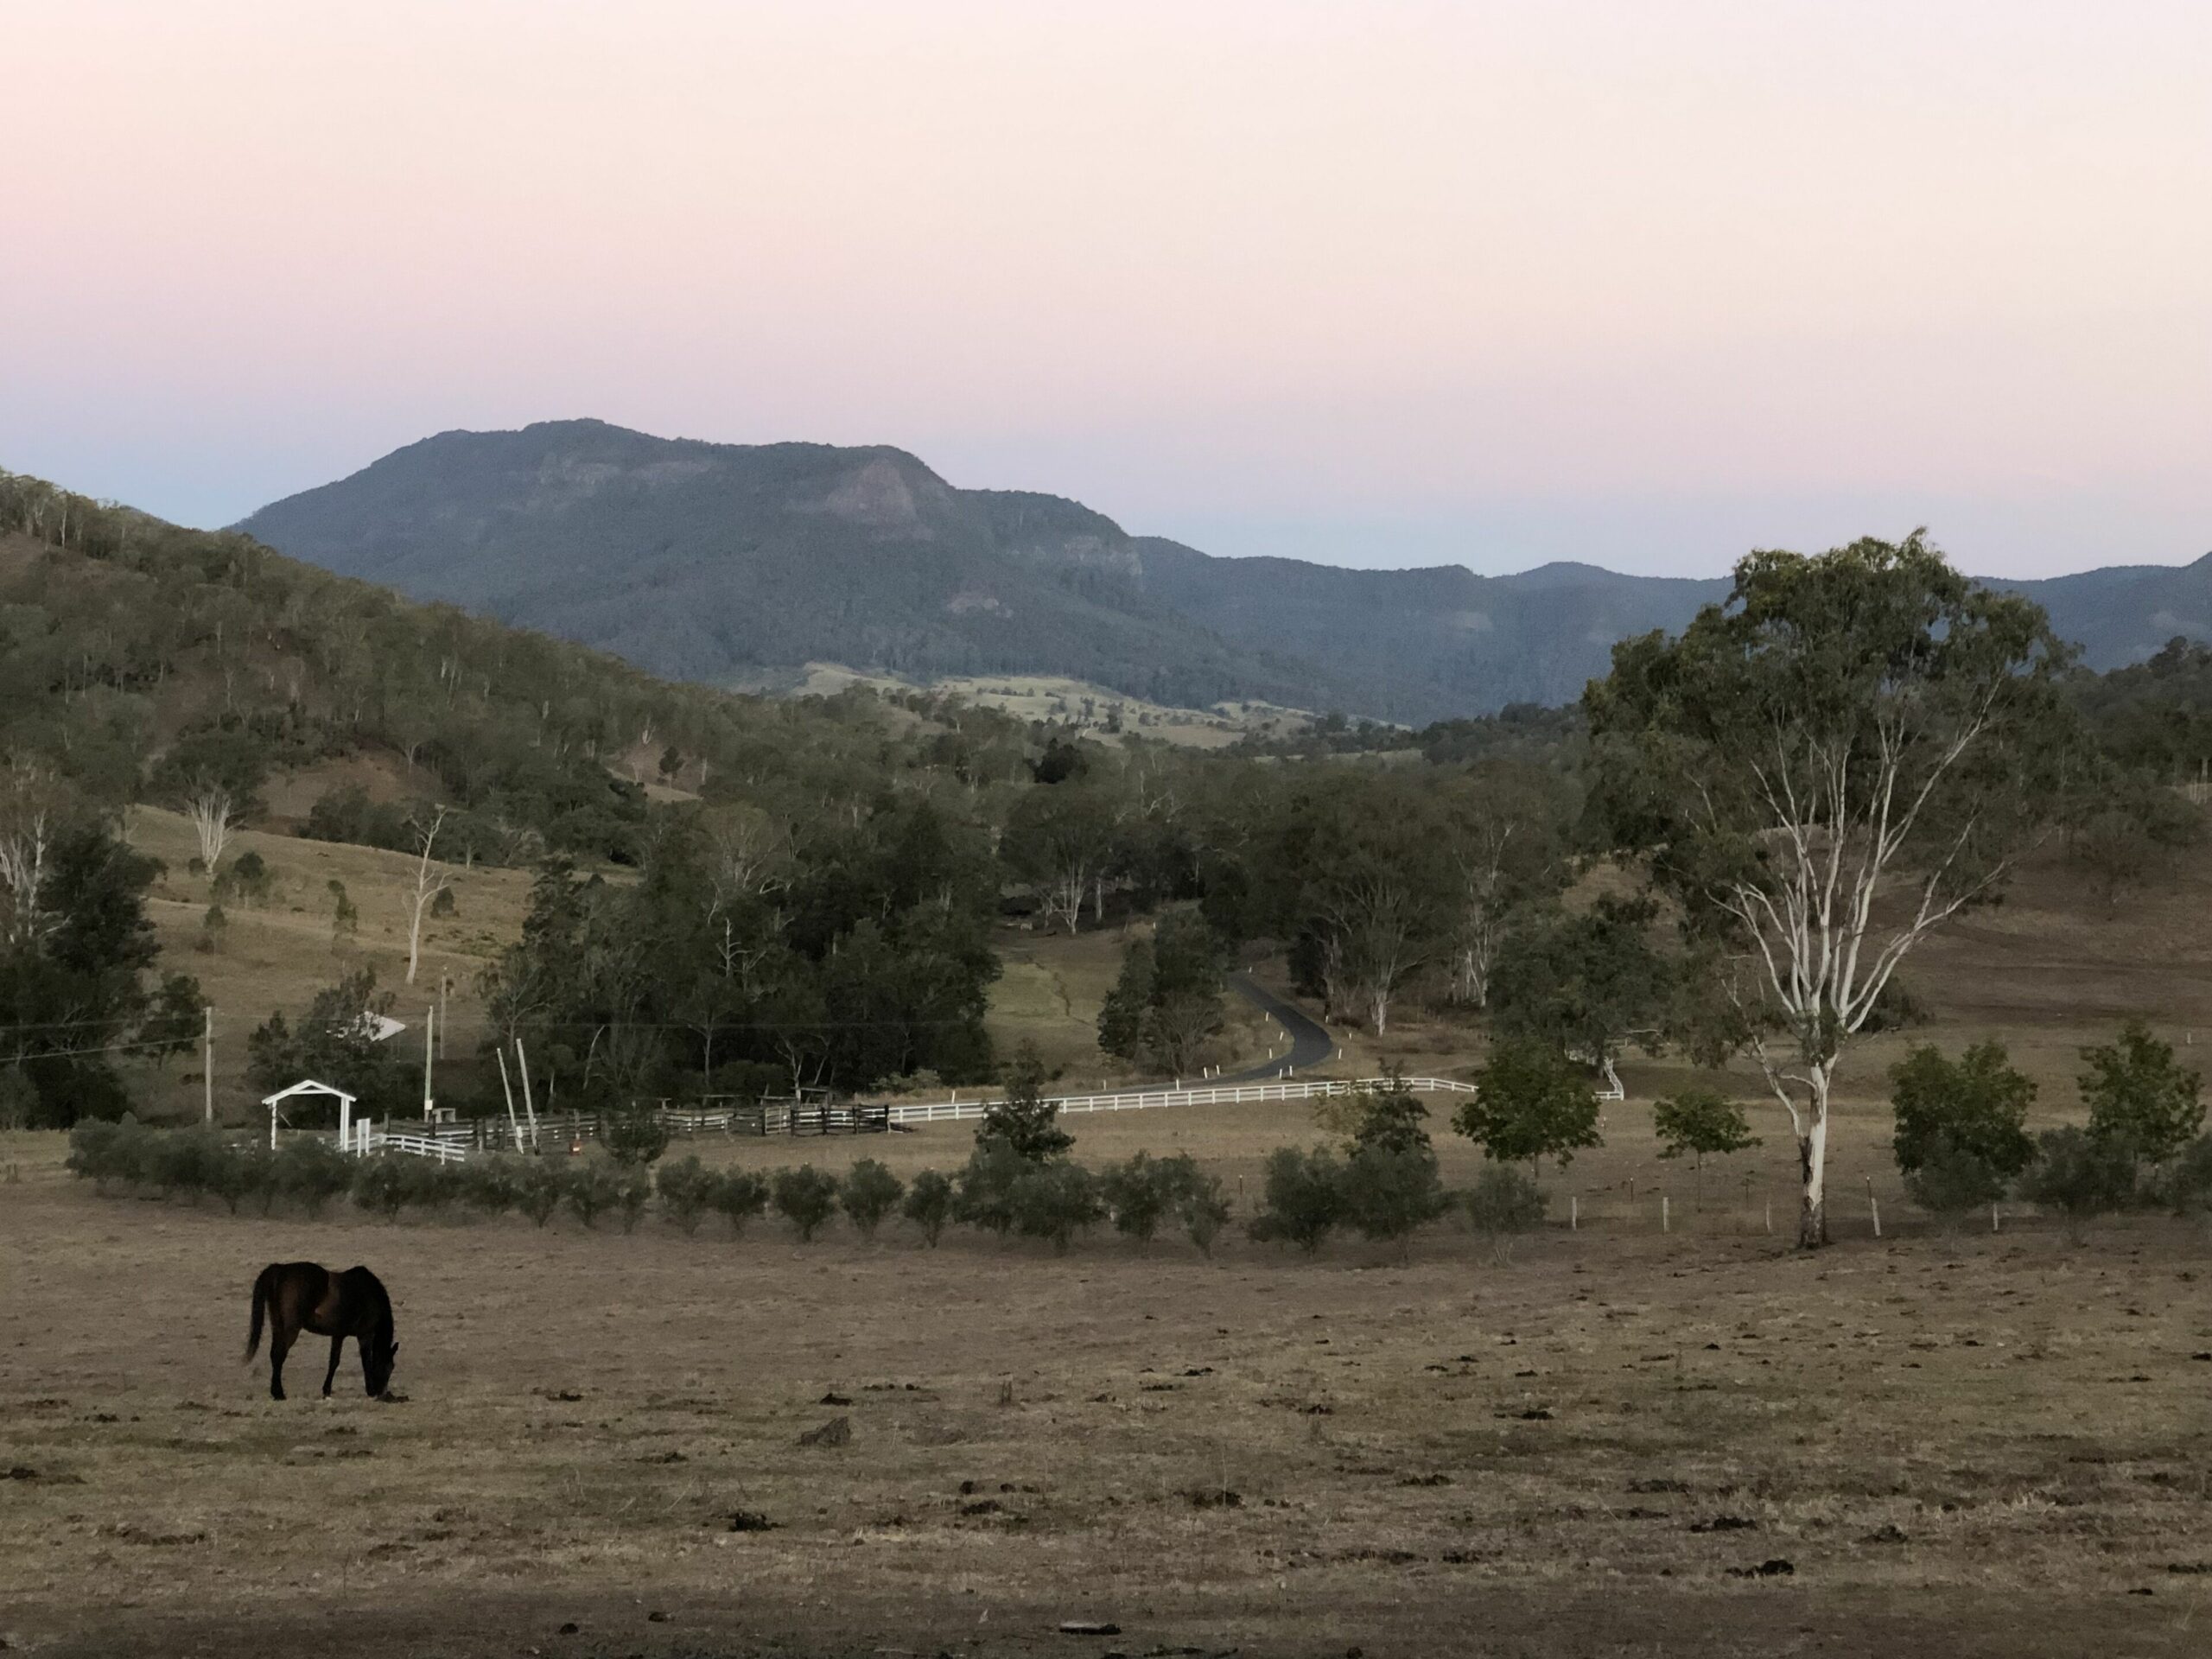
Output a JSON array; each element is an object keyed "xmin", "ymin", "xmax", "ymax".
[
  {"xmin": 779, "ymin": 663, "xmax": 1317, "ymax": 751},
  {"xmin": 123, "ymin": 805, "xmax": 532, "ymax": 1123}
]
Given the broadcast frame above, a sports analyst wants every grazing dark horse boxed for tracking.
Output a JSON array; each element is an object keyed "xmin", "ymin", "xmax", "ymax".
[{"xmin": 245, "ymin": 1262, "xmax": 399, "ymax": 1402}]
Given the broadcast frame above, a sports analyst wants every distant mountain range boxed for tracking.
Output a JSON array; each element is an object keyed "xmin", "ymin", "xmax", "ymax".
[{"xmin": 240, "ymin": 420, "xmax": 2212, "ymax": 724}]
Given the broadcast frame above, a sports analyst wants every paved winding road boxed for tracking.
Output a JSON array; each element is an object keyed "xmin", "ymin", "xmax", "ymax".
[{"xmin": 1219, "ymin": 972, "xmax": 1335, "ymax": 1083}]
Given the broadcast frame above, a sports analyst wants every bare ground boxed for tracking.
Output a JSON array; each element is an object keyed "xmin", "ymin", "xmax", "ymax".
[{"xmin": 3, "ymin": 1129, "xmax": 2209, "ymax": 1658}]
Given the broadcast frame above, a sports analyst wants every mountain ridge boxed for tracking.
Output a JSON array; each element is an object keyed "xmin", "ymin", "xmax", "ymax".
[{"xmin": 239, "ymin": 420, "xmax": 2211, "ymax": 723}]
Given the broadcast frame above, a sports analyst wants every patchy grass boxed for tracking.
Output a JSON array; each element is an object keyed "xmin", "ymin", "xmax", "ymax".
[
  {"xmin": 124, "ymin": 804, "xmax": 533, "ymax": 1122},
  {"xmin": 1, "ymin": 1128, "xmax": 2207, "ymax": 1657}
]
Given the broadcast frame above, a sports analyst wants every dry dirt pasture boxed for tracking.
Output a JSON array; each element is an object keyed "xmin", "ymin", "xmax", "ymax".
[
  {"xmin": 3, "ymin": 1103, "xmax": 2211, "ymax": 1659},
  {"xmin": 10, "ymin": 816, "xmax": 2212, "ymax": 1654}
]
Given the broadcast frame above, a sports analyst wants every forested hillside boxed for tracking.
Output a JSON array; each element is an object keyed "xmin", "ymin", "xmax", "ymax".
[
  {"xmin": 8, "ymin": 468, "xmax": 2212, "ymax": 1175},
  {"xmin": 239, "ymin": 421, "xmax": 1346, "ymax": 713},
  {"xmin": 241, "ymin": 420, "xmax": 2212, "ymax": 726}
]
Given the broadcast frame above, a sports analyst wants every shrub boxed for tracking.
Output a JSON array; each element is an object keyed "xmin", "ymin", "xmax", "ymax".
[
  {"xmin": 2081, "ymin": 1019, "xmax": 2204, "ymax": 1169},
  {"xmin": 1462, "ymin": 1164, "xmax": 1547, "ymax": 1262},
  {"xmin": 709, "ymin": 1168, "xmax": 769, "ymax": 1236},
  {"xmin": 67, "ymin": 1117, "xmax": 125, "ymax": 1189},
  {"xmin": 461, "ymin": 1155, "xmax": 525, "ymax": 1217},
  {"xmin": 1167, "ymin": 1156, "xmax": 1231, "ymax": 1256},
  {"xmin": 2019, "ymin": 1127, "xmax": 2138, "ymax": 1232},
  {"xmin": 1653, "ymin": 1089, "xmax": 1763, "ymax": 1201},
  {"xmin": 149, "ymin": 1128, "xmax": 225, "ymax": 1200},
  {"xmin": 838, "ymin": 1159, "xmax": 905, "ymax": 1239},
  {"xmin": 1101, "ymin": 1152, "xmax": 1173, "ymax": 1246},
  {"xmin": 616, "ymin": 1168, "xmax": 653, "ymax": 1233},
  {"xmin": 1456, "ymin": 1039, "xmax": 1602, "ymax": 1174},
  {"xmin": 954, "ymin": 1141, "xmax": 1027, "ymax": 1239},
  {"xmin": 601, "ymin": 1104, "xmax": 671, "ymax": 1169},
  {"xmin": 407, "ymin": 1159, "xmax": 464, "ymax": 1212},
  {"xmin": 901, "ymin": 1169, "xmax": 955, "ymax": 1246},
  {"xmin": 2159, "ymin": 1134, "xmax": 2212, "ymax": 1217},
  {"xmin": 1339, "ymin": 1144, "xmax": 1449, "ymax": 1255},
  {"xmin": 1903, "ymin": 1138, "xmax": 2013, "ymax": 1221},
  {"xmin": 565, "ymin": 1158, "xmax": 626, "ymax": 1229},
  {"xmin": 1011, "ymin": 1160, "xmax": 1104, "ymax": 1254},
  {"xmin": 655, "ymin": 1154, "xmax": 718, "ymax": 1235},
  {"xmin": 1320, "ymin": 1068, "xmax": 1433, "ymax": 1158},
  {"xmin": 208, "ymin": 1142, "xmax": 274, "ymax": 1214},
  {"xmin": 514, "ymin": 1159, "xmax": 567, "ymax": 1227},
  {"xmin": 0, "ymin": 1066, "xmax": 35, "ymax": 1131},
  {"xmin": 1248, "ymin": 1147, "xmax": 1345, "ymax": 1254},
  {"xmin": 276, "ymin": 1136, "xmax": 353, "ymax": 1217},
  {"xmin": 772, "ymin": 1166, "xmax": 840, "ymax": 1242},
  {"xmin": 1888, "ymin": 1043, "xmax": 2036, "ymax": 1185},
  {"xmin": 978, "ymin": 1042, "xmax": 1071, "ymax": 1162},
  {"xmin": 352, "ymin": 1157, "xmax": 412, "ymax": 1222}
]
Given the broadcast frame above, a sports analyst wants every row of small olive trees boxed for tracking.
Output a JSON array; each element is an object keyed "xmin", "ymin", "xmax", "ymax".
[{"xmin": 61, "ymin": 1116, "xmax": 1243, "ymax": 1252}]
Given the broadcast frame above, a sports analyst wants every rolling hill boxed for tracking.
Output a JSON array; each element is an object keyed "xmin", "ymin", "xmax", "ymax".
[{"xmin": 240, "ymin": 420, "xmax": 2211, "ymax": 724}]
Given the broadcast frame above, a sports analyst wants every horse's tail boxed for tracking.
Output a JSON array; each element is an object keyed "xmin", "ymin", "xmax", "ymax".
[{"xmin": 245, "ymin": 1266, "xmax": 271, "ymax": 1363}]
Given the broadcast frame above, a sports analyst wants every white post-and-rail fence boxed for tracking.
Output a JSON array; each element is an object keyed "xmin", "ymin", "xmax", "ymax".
[
  {"xmin": 886, "ymin": 1075, "xmax": 1478, "ymax": 1125},
  {"xmin": 343, "ymin": 1076, "xmax": 1482, "ymax": 1161}
]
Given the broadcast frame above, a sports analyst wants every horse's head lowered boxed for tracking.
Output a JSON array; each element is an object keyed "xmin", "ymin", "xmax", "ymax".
[{"xmin": 365, "ymin": 1325, "xmax": 399, "ymax": 1397}]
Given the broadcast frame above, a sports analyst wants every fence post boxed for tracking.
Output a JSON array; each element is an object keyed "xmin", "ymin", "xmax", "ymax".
[
  {"xmin": 1570, "ymin": 1194, "xmax": 1578, "ymax": 1230},
  {"xmin": 1662, "ymin": 1194, "xmax": 1669, "ymax": 1234},
  {"xmin": 1866, "ymin": 1175, "xmax": 1880, "ymax": 1239}
]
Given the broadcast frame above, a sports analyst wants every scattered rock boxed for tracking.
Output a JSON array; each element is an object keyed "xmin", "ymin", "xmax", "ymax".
[
  {"xmin": 820, "ymin": 1391, "xmax": 853, "ymax": 1406},
  {"xmin": 646, "ymin": 1611, "xmax": 670, "ymax": 1623},
  {"xmin": 1726, "ymin": 1558, "xmax": 1795, "ymax": 1578},
  {"xmin": 1860, "ymin": 1523, "xmax": 1908, "ymax": 1544},
  {"xmin": 1180, "ymin": 1367, "xmax": 1214, "ymax": 1377},
  {"xmin": 2191, "ymin": 1352, "xmax": 2212, "ymax": 1362},
  {"xmin": 1518, "ymin": 1408, "xmax": 1553, "ymax": 1421},
  {"xmin": 959, "ymin": 1498, "xmax": 1003, "ymax": 1516},
  {"xmin": 1691, "ymin": 1516, "xmax": 1758, "ymax": 1533},
  {"xmin": 1182, "ymin": 1487, "xmax": 1242, "ymax": 1510},
  {"xmin": 1057, "ymin": 1622, "xmax": 1121, "ymax": 1637},
  {"xmin": 556, "ymin": 1621, "xmax": 581, "ymax": 1635},
  {"xmin": 726, "ymin": 1510, "xmax": 778, "ymax": 1533},
  {"xmin": 1629, "ymin": 1478, "xmax": 1690, "ymax": 1494},
  {"xmin": 543, "ymin": 1389, "xmax": 582, "ymax": 1403},
  {"xmin": 1397, "ymin": 1473, "xmax": 1451, "ymax": 1487},
  {"xmin": 637, "ymin": 1451, "xmax": 687, "ymax": 1465},
  {"xmin": 798, "ymin": 1415, "xmax": 852, "ymax": 1448},
  {"xmin": 2, "ymin": 1467, "xmax": 36, "ymax": 1481}
]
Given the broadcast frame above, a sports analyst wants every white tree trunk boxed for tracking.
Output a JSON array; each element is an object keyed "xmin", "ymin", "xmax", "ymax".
[
  {"xmin": 405, "ymin": 808, "xmax": 453, "ymax": 987},
  {"xmin": 187, "ymin": 786, "xmax": 233, "ymax": 870},
  {"xmin": 1797, "ymin": 1073, "xmax": 1831, "ymax": 1248}
]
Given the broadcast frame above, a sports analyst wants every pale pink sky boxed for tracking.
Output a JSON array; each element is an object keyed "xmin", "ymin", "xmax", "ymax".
[{"xmin": 3, "ymin": 1, "xmax": 2207, "ymax": 575}]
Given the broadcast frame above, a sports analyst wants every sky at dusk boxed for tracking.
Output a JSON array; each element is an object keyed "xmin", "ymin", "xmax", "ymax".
[{"xmin": 3, "ymin": 1, "xmax": 2207, "ymax": 577}]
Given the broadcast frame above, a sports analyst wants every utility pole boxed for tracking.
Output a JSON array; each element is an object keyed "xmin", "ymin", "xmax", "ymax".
[{"xmin": 202, "ymin": 1005, "xmax": 214, "ymax": 1125}]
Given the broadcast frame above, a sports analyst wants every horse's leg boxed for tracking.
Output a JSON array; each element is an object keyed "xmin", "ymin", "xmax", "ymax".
[
  {"xmin": 269, "ymin": 1323, "xmax": 294, "ymax": 1402},
  {"xmin": 321, "ymin": 1335, "xmax": 346, "ymax": 1397}
]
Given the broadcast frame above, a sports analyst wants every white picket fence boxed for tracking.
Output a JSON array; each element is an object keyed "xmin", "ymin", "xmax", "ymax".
[
  {"xmin": 355, "ymin": 1126, "xmax": 472, "ymax": 1164},
  {"xmin": 347, "ymin": 1075, "xmax": 1484, "ymax": 1159},
  {"xmin": 885, "ymin": 1075, "xmax": 1478, "ymax": 1126}
]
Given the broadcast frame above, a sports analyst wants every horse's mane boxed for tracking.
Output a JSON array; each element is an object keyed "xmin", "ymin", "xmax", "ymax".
[{"xmin": 351, "ymin": 1266, "xmax": 396, "ymax": 1349}]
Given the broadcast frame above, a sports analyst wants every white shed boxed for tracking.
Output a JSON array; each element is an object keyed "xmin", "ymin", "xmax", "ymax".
[{"xmin": 263, "ymin": 1078, "xmax": 358, "ymax": 1151}]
